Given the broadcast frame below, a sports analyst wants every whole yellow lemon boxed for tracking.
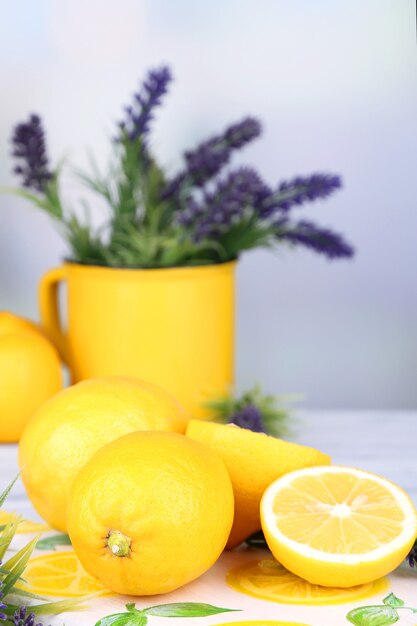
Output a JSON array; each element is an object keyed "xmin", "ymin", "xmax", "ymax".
[
  {"xmin": 19, "ymin": 376, "xmax": 189, "ymax": 531},
  {"xmin": 0, "ymin": 312, "xmax": 62, "ymax": 442},
  {"xmin": 67, "ymin": 431, "xmax": 234, "ymax": 595}
]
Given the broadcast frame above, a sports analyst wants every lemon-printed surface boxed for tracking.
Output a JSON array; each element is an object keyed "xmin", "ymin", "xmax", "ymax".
[
  {"xmin": 20, "ymin": 551, "xmax": 108, "ymax": 597},
  {"xmin": 0, "ymin": 510, "xmax": 50, "ymax": 534},
  {"xmin": 226, "ymin": 559, "xmax": 389, "ymax": 605},
  {"xmin": 215, "ymin": 622, "xmax": 311, "ymax": 626}
]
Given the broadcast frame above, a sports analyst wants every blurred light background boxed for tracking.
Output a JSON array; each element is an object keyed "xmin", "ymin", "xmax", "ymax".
[{"xmin": 0, "ymin": 0, "xmax": 416, "ymax": 409}]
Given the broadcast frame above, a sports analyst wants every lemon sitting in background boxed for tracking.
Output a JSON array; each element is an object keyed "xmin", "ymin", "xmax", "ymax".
[
  {"xmin": 67, "ymin": 430, "xmax": 234, "ymax": 595},
  {"xmin": 19, "ymin": 376, "xmax": 189, "ymax": 531},
  {"xmin": 186, "ymin": 420, "xmax": 330, "ymax": 548},
  {"xmin": 0, "ymin": 311, "xmax": 62, "ymax": 442}
]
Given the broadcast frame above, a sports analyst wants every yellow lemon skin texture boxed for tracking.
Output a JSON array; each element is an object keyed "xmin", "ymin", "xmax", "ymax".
[
  {"xmin": 185, "ymin": 420, "xmax": 330, "ymax": 548},
  {"xmin": 19, "ymin": 376, "xmax": 189, "ymax": 531},
  {"xmin": 261, "ymin": 466, "xmax": 417, "ymax": 587},
  {"xmin": 0, "ymin": 312, "xmax": 62, "ymax": 442},
  {"xmin": 67, "ymin": 431, "xmax": 234, "ymax": 596},
  {"xmin": 0, "ymin": 311, "xmax": 46, "ymax": 337}
]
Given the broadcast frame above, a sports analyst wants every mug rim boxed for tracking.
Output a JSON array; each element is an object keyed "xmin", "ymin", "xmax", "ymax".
[{"xmin": 62, "ymin": 258, "xmax": 237, "ymax": 278}]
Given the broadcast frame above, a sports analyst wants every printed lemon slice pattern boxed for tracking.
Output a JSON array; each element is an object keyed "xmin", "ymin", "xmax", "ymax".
[
  {"xmin": 20, "ymin": 551, "xmax": 108, "ymax": 597},
  {"xmin": 0, "ymin": 511, "xmax": 50, "ymax": 534},
  {"xmin": 227, "ymin": 559, "xmax": 388, "ymax": 605},
  {"xmin": 215, "ymin": 622, "xmax": 310, "ymax": 626}
]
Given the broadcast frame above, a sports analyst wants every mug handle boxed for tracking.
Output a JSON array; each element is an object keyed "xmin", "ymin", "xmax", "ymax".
[{"xmin": 39, "ymin": 266, "xmax": 69, "ymax": 364}]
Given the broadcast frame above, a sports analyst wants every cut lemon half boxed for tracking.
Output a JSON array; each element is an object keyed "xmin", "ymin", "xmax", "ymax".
[
  {"xmin": 260, "ymin": 466, "xmax": 417, "ymax": 587},
  {"xmin": 186, "ymin": 420, "xmax": 330, "ymax": 548}
]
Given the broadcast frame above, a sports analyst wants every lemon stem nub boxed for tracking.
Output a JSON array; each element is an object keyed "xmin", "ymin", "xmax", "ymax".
[{"xmin": 107, "ymin": 530, "xmax": 131, "ymax": 557}]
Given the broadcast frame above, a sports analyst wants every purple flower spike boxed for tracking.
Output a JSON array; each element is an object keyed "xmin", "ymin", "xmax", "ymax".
[
  {"xmin": 13, "ymin": 606, "xmax": 50, "ymax": 626},
  {"xmin": 261, "ymin": 173, "xmax": 342, "ymax": 217},
  {"xmin": 407, "ymin": 540, "xmax": 417, "ymax": 567},
  {"xmin": 177, "ymin": 167, "xmax": 269, "ymax": 242},
  {"xmin": 11, "ymin": 114, "xmax": 52, "ymax": 193},
  {"xmin": 163, "ymin": 117, "xmax": 261, "ymax": 197},
  {"xmin": 228, "ymin": 404, "xmax": 266, "ymax": 433},
  {"xmin": 0, "ymin": 568, "xmax": 7, "ymax": 621},
  {"xmin": 281, "ymin": 220, "xmax": 354, "ymax": 259},
  {"xmin": 119, "ymin": 66, "xmax": 172, "ymax": 143}
]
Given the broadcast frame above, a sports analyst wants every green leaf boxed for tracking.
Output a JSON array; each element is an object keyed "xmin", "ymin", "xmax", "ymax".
[
  {"xmin": 94, "ymin": 611, "xmax": 147, "ymax": 626},
  {"xmin": 0, "ymin": 475, "xmax": 19, "ymax": 507},
  {"xmin": 5, "ymin": 597, "xmax": 87, "ymax": 618},
  {"xmin": 383, "ymin": 593, "xmax": 405, "ymax": 608},
  {"xmin": 36, "ymin": 533, "xmax": 72, "ymax": 550},
  {"xmin": 346, "ymin": 606, "xmax": 399, "ymax": 626},
  {"xmin": 0, "ymin": 514, "xmax": 19, "ymax": 560},
  {"xmin": 143, "ymin": 602, "xmax": 239, "ymax": 617},
  {"xmin": 2, "ymin": 535, "xmax": 38, "ymax": 595}
]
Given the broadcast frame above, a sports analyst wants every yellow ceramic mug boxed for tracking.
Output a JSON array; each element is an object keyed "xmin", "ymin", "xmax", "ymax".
[{"xmin": 39, "ymin": 261, "xmax": 236, "ymax": 418}]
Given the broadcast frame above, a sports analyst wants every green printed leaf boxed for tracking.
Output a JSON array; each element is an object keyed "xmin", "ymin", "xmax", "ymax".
[
  {"xmin": 94, "ymin": 611, "xmax": 147, "ymax": 626},
  {"xmin": 36, "ymin": 533, "xmax": 72, "ymax": 550},
  {"xmin": 143, "ymin": 602, "xmax": 239, "ymax": 617},
  {"xmin": 347, "ymin": 605, "xmax": 399, "ymax": 626},
  {"xmin": 383, "ymin": 593, "xmax": 405, "ymax": 608}
]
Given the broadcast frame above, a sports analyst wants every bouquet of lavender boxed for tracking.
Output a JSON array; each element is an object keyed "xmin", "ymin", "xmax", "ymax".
[{"xmin": 8, "ymin": 66, "xmax": 354, "ymax": 268}]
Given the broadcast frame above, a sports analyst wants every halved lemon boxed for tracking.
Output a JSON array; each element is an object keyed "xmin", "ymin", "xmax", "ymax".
[
  {"xmin": 186, "ymin": 420, "xmax": 330, "ymax": 548},
  {"xmin": 260, "ymin": 466, "xmax": 417, "ymax": 587}
]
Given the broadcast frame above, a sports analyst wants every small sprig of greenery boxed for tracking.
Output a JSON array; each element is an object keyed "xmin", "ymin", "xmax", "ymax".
[
  {"xmin": 205, "ymin": 385, "xmax": 293, "ymax": 438},
  {"xmin": 6, "ymin": 66, "xmax": 354, "ymax": 269},
  {"xmin": 347, "ymin": 592, "xmax": 417, "ymax": 626},
  {"xmin": 95, "ymin": 601, "xmax": 238, "ymax": 626},
  {"xmin": 0, "ymin": 477, "xmax": 83, "ymax": 622}
]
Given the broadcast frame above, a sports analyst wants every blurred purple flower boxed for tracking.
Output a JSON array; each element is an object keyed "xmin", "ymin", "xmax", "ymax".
[
  {"xmin": 0, "ymin": 575, "xmax": 6, "ymax": 621},
  {"xmin": 407, "ymin": 540, "xmax": 417, "ymax": 567},
  {"xmin": 281, "ymin": 220, "xmax": 354, "ymax": 259},
  {"xmin": 13, "ymin": 606, "xmax": 49, "ymax": 626},
  {"xmin": 228, "ymin": 404, "xmax": 266, "ymax": 433},
  {"xmin": 11, "ymin": 114, "xmax": 52, "ymax": 193},
  {"xmin": 177, "ymin": 167, "xmax": 269, "ymax": 241},
  {"xmin": 162, "ymin": 117, "xmax": 261, "ymax": 198},
  {"xmin": 258, "ymin": 173, "xmax": 342, "ymax": 218},
  {"xmin": 118, "ymin": 66, "xmax": 172, "ymax": 143}
]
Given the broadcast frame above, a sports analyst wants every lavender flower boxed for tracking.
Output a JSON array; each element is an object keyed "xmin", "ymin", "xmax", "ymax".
[
  {"xmin": 119, "ymin": 66, "xmax": 172, "ymax": 142},
  {"xmin": 13, "ymin": 606, "xmax": 49, "ymax": 626},
  {"xmin": 163, "ymin": 117, "xmax": 261, "ymax": 198},
  {"xmin": 0, "ymin": 577, "xmax": 6, "ymax": 621},
  {"xmin": 11, "ymin": 114, "xmax": 52, "ymax": 193},
  {"xmin": 258, "ymin": 174, "xmax": 342, "ymax": 218},
  {"xmin": 177, "ymin": 167, "xmax": 269, "ymax": 241},
  {"xmin": 228, "ymin": 404, "xmax": 266, "ymax": 433},
  {"xmin": 281, "ymin": 220, "xmax": 354, "ymax": 259},
  {"xmin": 407, "ymin": 540, "xmax": 417, "ymax": 567}
]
